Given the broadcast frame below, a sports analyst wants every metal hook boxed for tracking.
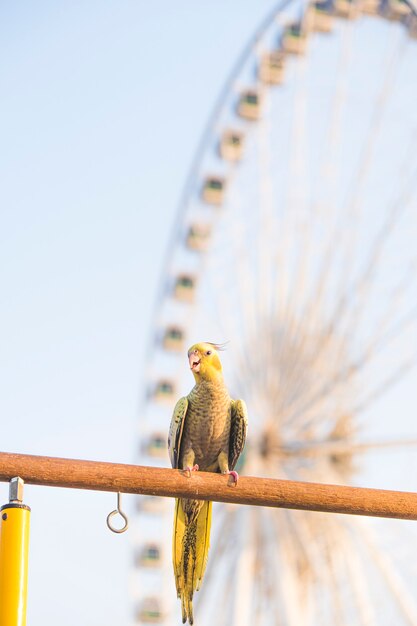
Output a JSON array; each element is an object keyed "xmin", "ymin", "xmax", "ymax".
[{"xmin": 106, "ymin": 492, "xmax": 129, "ymax": 534}]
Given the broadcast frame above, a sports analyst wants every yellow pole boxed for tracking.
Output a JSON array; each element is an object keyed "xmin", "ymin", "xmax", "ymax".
[{"xmin": 0, "ymin": 477, "xmax": 30, "ymax": 626}]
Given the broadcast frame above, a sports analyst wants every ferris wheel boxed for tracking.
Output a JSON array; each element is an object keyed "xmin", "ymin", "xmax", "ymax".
[{"xmin": 131, "ymin": 0, "xmax": 417, "ymax": 624}]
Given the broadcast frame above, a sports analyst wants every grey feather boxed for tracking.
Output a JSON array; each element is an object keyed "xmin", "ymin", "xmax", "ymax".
[
  {"xmin": 228, "ymin": 399, "xmax": 248, "ymax": 470},
  {"xmin": 168, "ymin": 396, "xmax": 188, "ymax": 469}
]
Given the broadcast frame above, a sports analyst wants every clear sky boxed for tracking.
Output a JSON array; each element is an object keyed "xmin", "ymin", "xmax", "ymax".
[
  {"xmin": 1, "ymin": 2, "xmax": 417, "ymax": 625},
  {"xmin": 0, "ymin": 2, "xmax": 279, "ymax": 624}
]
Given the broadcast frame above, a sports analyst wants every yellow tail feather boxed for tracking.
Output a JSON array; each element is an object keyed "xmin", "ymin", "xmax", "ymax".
[{"xmin": 173, "ymin": 498, "xmax": 212, "ymax": 625}]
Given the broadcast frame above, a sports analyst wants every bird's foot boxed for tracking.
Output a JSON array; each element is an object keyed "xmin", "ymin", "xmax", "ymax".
[
  {"xmin": 184, "ymin": 464, "xmax": 199, "ymax": 478},
  {"xmin": 223, "ymin": 470, "xmax": 239, "ymax": 486}
]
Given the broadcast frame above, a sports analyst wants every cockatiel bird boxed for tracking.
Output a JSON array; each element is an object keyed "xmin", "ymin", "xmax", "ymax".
[{"xmin": 168, "ymin": 342, "xmax": 248, "ymax": 625}]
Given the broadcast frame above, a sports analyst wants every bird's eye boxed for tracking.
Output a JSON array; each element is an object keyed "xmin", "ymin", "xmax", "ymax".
[{"xmin": 206, "ymin": 350, "xmax": 212, "ymax": 355}]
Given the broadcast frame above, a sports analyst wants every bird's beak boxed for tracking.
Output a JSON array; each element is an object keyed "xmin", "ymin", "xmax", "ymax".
[{"xmin": 189, "ymin": 353, "xmax": 201, "ymax": 373}]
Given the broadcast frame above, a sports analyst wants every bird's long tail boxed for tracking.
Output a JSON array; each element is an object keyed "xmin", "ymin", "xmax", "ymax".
[{"xmin": 173, "ymin": 498, "xmax": 212, "ymax": 625}]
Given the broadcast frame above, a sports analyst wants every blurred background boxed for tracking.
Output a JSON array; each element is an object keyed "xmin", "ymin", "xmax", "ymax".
[{"xmin": 1, "ymin": 1, "xmax": 417, "ymax": 625}]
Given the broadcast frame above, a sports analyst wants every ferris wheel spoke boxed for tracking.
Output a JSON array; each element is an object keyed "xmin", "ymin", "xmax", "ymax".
[
  {"xmin": 351, "ymin": 303, "xmax": 417, "ymax": 383},
  {"xmin": 272, "ymin": 24, "xmax": 353, "ymax": 349},
  {"xmin": 276, "ymin": 436, "xmax": 417, "ymax": 459},
  {"xmin": 312, "ymin": 151, "xmax": 417, "ymax": 345},
  {"xmin": 344, "ymin": 28, "xmax": 408, "ymax": 220},
  {"xmin": 286, "ymin": 316, "xmax": 416, "ymax": 435},
  {"xmin": 279, "ymin": 348, "xmax": 350, "ymax": 432},
  {"xmin": 292, "ymin": 464, "xmax": 378, "ymax": 623},
  {"xmin": 333, "ymin": 29, "xmax": 409, "ymax": 317},
  {"xmin": 332, "ymin": 518, "xmax": 384, "ymax": 625},
  {"xmin": 277, "ymin": 465, "xmax": 349, "ymax": 607},
  {"xmin": 208, "ymin": 549, "xmax": 241, "ymax": 626},
  {"xmin": 299, "ymin": 513, "xmax": 349, "ymax": 624},
  {"xmin": 297, "ymin": 30, "xmax": 403, "ymax": 344},
  {"xmin": 280, "ymin": 297, "xmax": 417, "ymax": 434},
  {"xmin": 310, "ymin": 19, "xmax": 354, "ymax": 221},
  {"xmin": 271, "ymin": 502, "xmax": 323, "ymax": 600},
  {"xmin": 255, "ymin": 94, "xmax": 274, "ymax": 328},
  {"xmin": 354, "ymin": 258, "xmax": 417, "ymax": 359},
  {"xmin": 228, "ymin": 507, "xmax": 258, "ymax": 626},
  {"xmin": 202, "ymin": 207, "xmax": 262, "ymax": 382},
  {"xmin": 275, "ymin": 61, "xmax": 311, "ymax": 317},
  {"xmin": 351, "ymin": 519, "xmax": 417, "ymax": 625},
  {"xmin": 281, "ymin": 170, "xmax": 417, "ymax": 434},
  {"xmin": 330, "ymin": 174, "xmax": 417, "ymax": 350},
  {"xmin": 353, "ymin": 355, "xmax": 416, "ymax": 416},
  {"xmin": 320, "ymin": 465, "xmax": 417, "ymax": 624},
  {"xmin": 250, "ymin": 508, "xmax": 277, "ymax": 626},
  {"xmin": 261, "ymin": 499, "xmax": 311, "ymax": 625},
  {"xmin": 331, "ymin": 521, "xmax": 376, "ymax": 624}
]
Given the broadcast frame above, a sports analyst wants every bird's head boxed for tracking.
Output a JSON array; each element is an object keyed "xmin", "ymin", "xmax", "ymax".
[{"xmin": 187, "ymin": 342, "xmax": 225, "ymax": 383}]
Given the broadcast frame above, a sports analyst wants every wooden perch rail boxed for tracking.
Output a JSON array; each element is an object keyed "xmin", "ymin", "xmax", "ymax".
[{"xmin": 0, "ymin": 451, "xmax": 416, "ymax": 520}]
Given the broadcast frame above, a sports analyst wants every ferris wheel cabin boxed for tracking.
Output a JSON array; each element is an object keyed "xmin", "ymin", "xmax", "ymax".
[
  {"xmin": 186, "ymin": 223, "xmax": 212, "ymax": 251},
  {"xmin": 385, "ymin": 0, "xmax": 412, "ymax": 19},
  {"xmin": 281, "ymin": 22, "xmax": 308, "ymax": 54},
  {"xmin": 333, "ymin": 0, "xmax": 361, "ymax": 18},
  {"xmin": 136, "ymin": 495, "xmax": 166, "ymax": 515},
  {"xmin": 219, "ymin": 129, "xmax": 245, "ymax": 160},
  {"xmin": 202, "ymin": 176, "xmax": 226, "ymax": 205},
  {"xmin": 143, "ymin": 432, "xmax": 167, "ymax": 457},
  {"xmin": 237, "ymin": 89, "xmax": 263, "ymax": 120},
  {"xmin": 307, "ymin": 0, "xmax": 334, "ymax": 31},
  {"xmin": 152, "ymin": 379, "xmax": 175, "ymax": 402},
  {"xmin": 162, "ymin": 326, "xmax": 184, "ymax": 351},
  {"xmin": 136, "ymin": 543, "xmax": 162, "ymax": 568},
  {"xmin": 409, "ymin": 14, "xmax": 417, "ymax": 37},
  {"xmin": 361, "ymin": 0, "xmax": 381, "ymax": 14},
  {"xmin": 259, "ymin": 51, "xmax": 286, "ymax": 84},
  {"xmin": 173, "ymin": 273, "xmax": 196, "ymax": 301},
  {"xmin": 137, "ymin": 597, "xmax": 163, "ymax": 624}
]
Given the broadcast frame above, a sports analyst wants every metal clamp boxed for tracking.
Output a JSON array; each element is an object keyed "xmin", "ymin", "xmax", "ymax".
[
  {"xmin": 106, "ymin": 492, "xmax": 129, "ymax": 534},
  {"xmin": 9, "ymin": 477, "xmax": 24, "ymax": 503}
]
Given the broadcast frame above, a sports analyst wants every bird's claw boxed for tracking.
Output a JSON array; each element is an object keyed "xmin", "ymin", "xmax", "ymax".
[
  {"xmin": 223, "ymin": 470, "xmax": 239, "ymax": 486},
  {"xmin": 184, "ymin": 464, "xmax": 199, "ymax": 478}
]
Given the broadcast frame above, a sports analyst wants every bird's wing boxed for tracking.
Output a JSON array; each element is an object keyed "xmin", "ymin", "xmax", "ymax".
[
  {"xmin": 228, "ymin": 399, "xmax": 248, "ymax": 470},
  {"xmin": 168, "ymin": 396, "xmax": 188, "ymax": 469}
]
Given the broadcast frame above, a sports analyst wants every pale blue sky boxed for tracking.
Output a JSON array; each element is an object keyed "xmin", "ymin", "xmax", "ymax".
[
  {"xmin": 0, "ymin": 2, "xmax": 278, "ymax": 624},
  {"xmin": 1, "ymin": 2, "xmax": 417, "ymax": 625}
]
